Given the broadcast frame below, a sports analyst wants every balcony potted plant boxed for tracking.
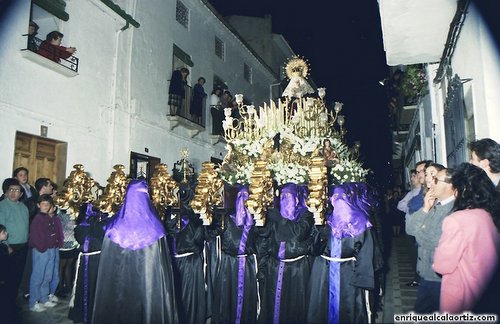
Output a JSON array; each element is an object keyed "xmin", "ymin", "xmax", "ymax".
[{"xmin": 401, "ymin": 64, "xmax": 428, "ymax": 105}]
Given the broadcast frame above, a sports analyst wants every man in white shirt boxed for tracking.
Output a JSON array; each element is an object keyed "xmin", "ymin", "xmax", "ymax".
[{"xmin": 397, "ymin": 169, "xmax": 421, "ymax": 219}]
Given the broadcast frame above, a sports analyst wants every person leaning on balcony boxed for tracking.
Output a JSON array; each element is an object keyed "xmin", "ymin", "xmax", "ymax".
[
  {"xmin": 190, "ymin": 77, "xmax": 207, "ymax": 123},
  {"xmin": 27, "ymin": 21, "xmax": 39, "ymax": 52},
  {"xmin": 38, "ymin": 31, "xmax": 76, "ymax": 63},
  {"xmin": 210, "ymin": 87, "xmax": 223, "ymax": 136},
  {"xmin": 168, "ymin": 67, "xmax": 189, "ymax": 116}
]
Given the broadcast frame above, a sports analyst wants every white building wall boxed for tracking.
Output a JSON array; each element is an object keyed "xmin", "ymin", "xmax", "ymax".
[
  {"xmin": 0, "ymin": 0, "xmax": 277, "ymax": 184},
  {"xmin": 449, "ymin": 4, "xmax": 500, "ymax": 141},
  {"xmin": 427, "ymin": 63, "xmax": 448, "ymax": 165},
  {"xmin": 0, "ymin": 0, "xmax": 124, "ymax": 182},
  {"xmin": 125, "ymin": 0, "xmax": 276, "ymax": 169},
  {"xmin": 400, "ymin": 4, "xmax": 499, "ymax": 170}
]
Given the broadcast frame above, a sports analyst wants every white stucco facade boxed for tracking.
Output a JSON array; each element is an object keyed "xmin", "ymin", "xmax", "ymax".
[
  {"xmin": 449, "ymin": 4, "xmax": 500, "ymax": 140},
  {"xmin": 0, "ymin": 0, "xmax": 279, "ymax": 184},
  {"xmin": 380, "ymin": 1, "xmax": 500, "ymax": 173}
]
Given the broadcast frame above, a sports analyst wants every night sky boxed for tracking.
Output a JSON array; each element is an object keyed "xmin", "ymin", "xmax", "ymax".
[{"xmin": 208, "ymin": 0, "xmax": 393, "ymax": 188}]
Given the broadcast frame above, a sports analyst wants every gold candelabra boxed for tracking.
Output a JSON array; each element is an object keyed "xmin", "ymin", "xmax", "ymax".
[{"xmin": 223, "ymin": 94, "xmax": 346, "ymax": 142}]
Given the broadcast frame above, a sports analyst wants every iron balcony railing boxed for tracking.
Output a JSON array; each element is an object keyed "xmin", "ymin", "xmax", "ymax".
[
  {"xmin": 174, "ymin": 85, "xmax": 206, "ymax": 128},
  {"xmin": 23, "ymin": 35, "xmax": 79, "ymax": 73}
]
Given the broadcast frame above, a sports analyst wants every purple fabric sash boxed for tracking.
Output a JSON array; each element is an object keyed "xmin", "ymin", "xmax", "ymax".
[
  {"xmin": 80, "ymin": 203, "xmax": 95, "ymax": 323},
  {"xmin": 273, "ymin": 242, "xmax": 286, "ymax": 324},
  {"xmin": 106, "ymin": 180, "xmax": 165, "ymax": 250},
  {"xmin": 328, "ymin": 233, "xmax": 342, "ymax": 324},
  {"xmin": 80, "ymin": 203, "xmax": 96, "ymax": 227},
  {"xmin": 234, "ymin": 186, "xmax": 253, "ymax": 227},
  {"xmin": 83, "ymin": 237, "xmax": 89, "ymax": 323},
  {"xmin": 235, "ymin": 224, "xmax": 251, "ymax": 324}
]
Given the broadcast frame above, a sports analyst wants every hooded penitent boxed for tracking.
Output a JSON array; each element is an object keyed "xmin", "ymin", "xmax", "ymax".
[
  {"xmin": 105, "ymin": 180, "xmax": 166, "ymax": 250},
  {"xmin": 319, "ymin": 184, "xmax": 373, "ymax": 324},
  {"xmin": 92, "ymin": 180, "xmax": 178, "ymax": 324},
  {"xmin": 327, "ymin": 184, "xmax": 372, "ymax": 239},
  {"xmin": 279, "ymin": 183, "xmax": 308, "ymax": 221}
]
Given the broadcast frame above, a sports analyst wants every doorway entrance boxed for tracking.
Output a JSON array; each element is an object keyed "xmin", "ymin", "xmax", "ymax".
[
  {"xmin": 130, "ymin": 152, "xmax": 161, "ymax": 182},
  {"xmin": 13, "ymin": 131, "xmax": 68, "ymax": 186}
]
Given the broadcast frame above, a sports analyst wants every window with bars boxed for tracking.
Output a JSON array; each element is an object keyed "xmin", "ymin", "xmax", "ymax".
[
  {"xmin": 215, "ymin": 37, "xmax": 225, "ymax": 60},
  {"xmin": 244, "ymin": 63, "xmax": 252, "ymax": 83},
  {"xmin": 176, "ymin": 1, "xmax": 189, "ymax": 28}
]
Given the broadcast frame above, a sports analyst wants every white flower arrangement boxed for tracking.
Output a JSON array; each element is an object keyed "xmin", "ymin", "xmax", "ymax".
[
  {"xmin": 327, "ymin": 137, "xmax": 350, "ymax": 159},
  {"xmin": 280, "ymin": 127, "xmax": 322, "ymax": 157},
  {"xmin": 221, "ymin": 109, "xmax": 368, "ymax": 187},
  {"xmin": 231, "ymin": 130, "xmax": 276, "ymax": 158},
  {"xmin": 330, "ymin": 158, "xmax": 369, "ymax": 184},
  {"xmin": 219, "ymin": 162, "xmax": 254, "ymax": 185},
  {"xmin": 268, "ymin": 162, "xmax": 309, "ymax": 186}
]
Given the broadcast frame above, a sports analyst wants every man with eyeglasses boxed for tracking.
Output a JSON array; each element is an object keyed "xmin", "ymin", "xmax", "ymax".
[
  {"xmin": 407, "ymin": 160, "xmax": 432, "ymax": 214},
  {"xmin": 0, "ymin": 178, "xmax": 30, "ymax": 319},
  {"xmin": 406, "ymin": 168, "xmax": 455, "ymax": 313}
]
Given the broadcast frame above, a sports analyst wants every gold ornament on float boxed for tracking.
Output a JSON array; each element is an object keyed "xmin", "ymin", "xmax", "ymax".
[
  {"xmin": 285, "ymin": 56, "xmax": 309, "ymax": 79},
  {"xmin": 54, "ymin": 164, "xmax": 101, "ymax": 219},
  {"xmin": 190, "ymin": 162, "xmax": 224, "ymax": 225},
  {"xmin": 246, "ymin": 160, "xmax": 273, "ymax": 226},
  {"xmin": 306, "ymin": 156, "xmax": 328, "ymax": 225},
  {"xmin": 95, "ymin": 164, "xmax": 130, "ymax": 215},
  {"xmin": 204, "ymin": 57, "xmax": 369, "ymax": 224},
  {"xmin": 149, "ymin": 163, "xmax": 179, "ymax": 219}
]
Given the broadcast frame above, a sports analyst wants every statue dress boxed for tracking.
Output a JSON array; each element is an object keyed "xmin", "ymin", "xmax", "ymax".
[
  {"xmin": 259, "ymin": 183, "xmax": 314, "ymax": 324},
  {"xmin": 306, "ymin": 184, "xmax": 375, "ymax": 324},
  {"xmin": 92, "ymin": 180, "xmax": 178, "ymax": 324}
]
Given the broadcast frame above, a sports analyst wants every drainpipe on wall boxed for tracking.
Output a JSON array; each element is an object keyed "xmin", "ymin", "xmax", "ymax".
[{"xmin": 433, "ymin": 0, "xmax": 470, "ymax": 83}]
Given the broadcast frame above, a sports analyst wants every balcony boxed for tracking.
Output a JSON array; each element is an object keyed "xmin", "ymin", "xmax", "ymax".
[
  {"xmin": 378, "ymin": 0, "xmax": 456, "ymax": 66},
  {"xmin": 21, "ymin": 35, "xmax": 79, "ymax": 77},
  {"xmin": 167, "ymin": 85, "xmax": 207, "ymax": 137}
]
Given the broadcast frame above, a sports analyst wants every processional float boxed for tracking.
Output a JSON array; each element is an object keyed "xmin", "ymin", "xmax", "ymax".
[{"xmin": 54, "ymin": 57, "xmax": 369, "ymax": 225}]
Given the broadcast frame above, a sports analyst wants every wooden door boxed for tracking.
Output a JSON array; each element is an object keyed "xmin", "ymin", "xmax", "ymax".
[
  {"xmin": 130, "ymin": 152, "xmax": 161, "ymax": 182},
  {"xmin": 13, "ymin": 132, "xmax": 67, "ymax": 187}
]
